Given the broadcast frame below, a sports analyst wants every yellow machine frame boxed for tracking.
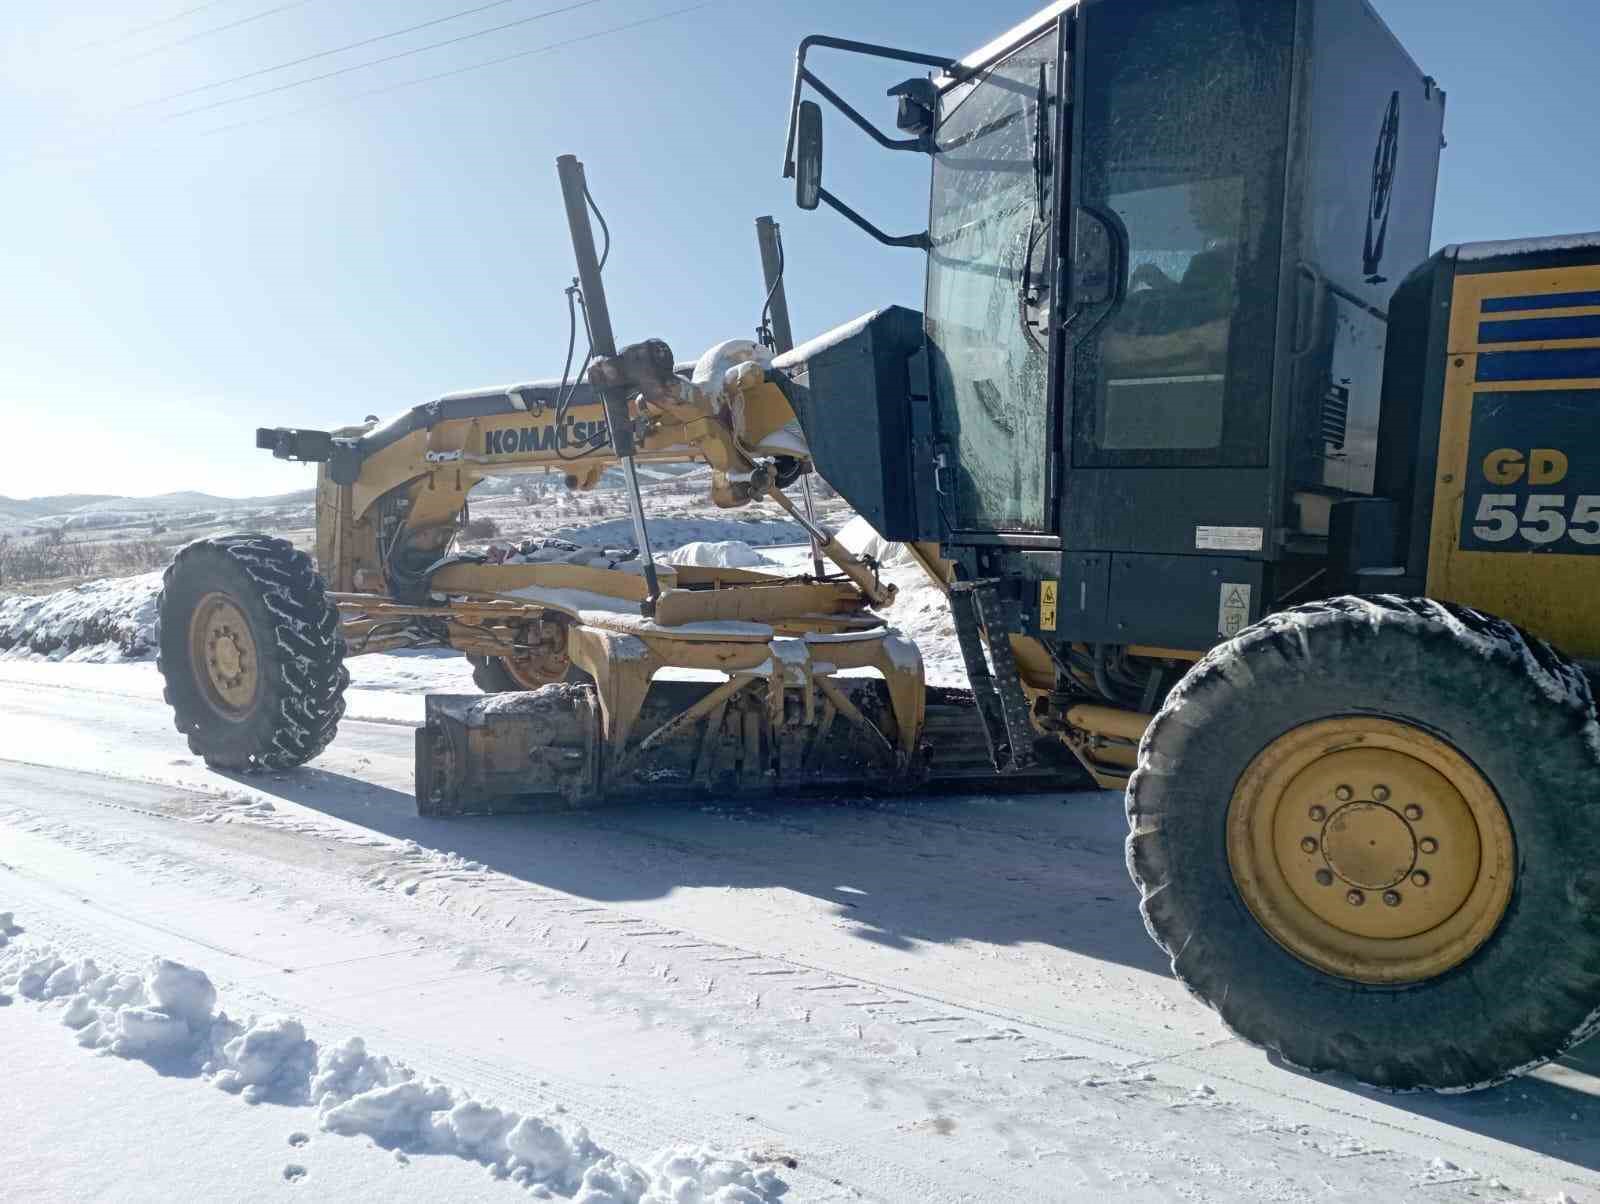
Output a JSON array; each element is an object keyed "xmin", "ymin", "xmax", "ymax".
[{"xmin": 1427, "ymin": 262, "xmax": 1600, "ymax": 658}]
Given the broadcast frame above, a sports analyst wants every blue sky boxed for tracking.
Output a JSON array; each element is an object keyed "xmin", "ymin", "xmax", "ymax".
[{"xmin": 1, "ymin": 0, "xmax": 1595, "ymax": 500}]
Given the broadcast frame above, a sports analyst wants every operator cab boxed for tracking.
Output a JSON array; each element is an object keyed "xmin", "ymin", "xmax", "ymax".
[{"xmin": 784, "ymin": 0, "xmax": 1443, "ymax": 650}]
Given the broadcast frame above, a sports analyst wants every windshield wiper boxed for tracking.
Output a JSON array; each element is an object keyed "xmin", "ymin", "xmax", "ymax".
[{"xmin": 1032, "ymin": 62, "xmax": 1052, "ymax": 219}]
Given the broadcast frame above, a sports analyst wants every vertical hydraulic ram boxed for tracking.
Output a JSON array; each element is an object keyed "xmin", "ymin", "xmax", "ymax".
[
  {"xmin": 556, "ymin": 153, "xmax": 663, "ymax": 610},
  {"xmin": 755, "ymin": 215, "xmax": 824, "ymax": 579}
]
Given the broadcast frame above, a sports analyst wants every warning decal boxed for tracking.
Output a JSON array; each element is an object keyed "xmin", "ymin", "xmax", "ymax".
[
  {"xmin": 1039, "ymin": 580, "xmax": 1058, "ymax": 632},
  {"xmin": 1196, "ymin": 526, "xmax": 1265, "ymax": 552},
  {"xmin": 1218, "ymin": 583, "xmax": 1252, "ymax": 639}
]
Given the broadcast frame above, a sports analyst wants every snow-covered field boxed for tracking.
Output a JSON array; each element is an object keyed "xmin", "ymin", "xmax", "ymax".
[{"xmin": 1, "ymin": 514, "xmax": 1597, "ymax": 1201}]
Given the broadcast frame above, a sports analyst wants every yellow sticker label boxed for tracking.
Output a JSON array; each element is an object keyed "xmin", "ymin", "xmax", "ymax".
[{"xmin": 1040, "ymin": 580, "xmax": 1058, "ymax": 632}]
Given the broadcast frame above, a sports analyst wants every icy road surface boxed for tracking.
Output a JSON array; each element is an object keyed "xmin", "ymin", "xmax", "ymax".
[{"xmin": 0, "ymin": 658, "xmax": 1596, "ymax": 1201}]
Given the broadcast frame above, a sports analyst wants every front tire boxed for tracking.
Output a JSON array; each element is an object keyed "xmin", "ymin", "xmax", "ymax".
[
  {"xmin": 1128, "ymin": 595, "xmax": 1600, "ymax": 1091},
  {"xmin": 158, "ymin": 535, "xmax": 347, "ymax": 771}
]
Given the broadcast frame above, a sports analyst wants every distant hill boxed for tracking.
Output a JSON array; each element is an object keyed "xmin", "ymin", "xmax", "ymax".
[
  {"xmin": 0, "ymin": 494, "xmax": 119, "ymax": 521},
  {"xmin": 0, "ymin": 489, "xmax": 316, "ymax": 528},
  {"xmin": 0, "ymin": 465, "xmax": 710, "ymax": 530}
]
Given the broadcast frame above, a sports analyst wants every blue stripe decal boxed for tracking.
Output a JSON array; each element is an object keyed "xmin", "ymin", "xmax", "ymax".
[
  {"xmin": 1475, "ymin": 347, "xmax": 1600, "ymax": 381},
  {"xmin": 1478, "ymin": 314, "xmax": 1600, "ymax": 343},
  {"xmin": 1481, "ymin": 290, "xmax": 1600, "ymax": 313}
]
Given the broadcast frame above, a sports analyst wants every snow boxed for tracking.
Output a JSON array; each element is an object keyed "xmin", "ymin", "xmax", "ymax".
[
  {"xmin": 771, "ymin": 309, "xmax": 884, "ymax": 372},
  {"xmin": 492, "ymin": 538, "xmax": 647, "ymax": 570},
  {"xmin": 0, "ymin": 921, "xmax": 787, "ymax": 1202},
  {"xmin": 1453, "ymin": 232, "xmax": 1600, "ymax": 261},
  {"xmin": 0, "ymin": 706, "xmax": 1597, "ymax": 1201},
  {"xmin": 545, "ymin": 516, "xmax": 804, "ymax": 550},
  {"xmin": 834, "ymin": 514, "xmax": 916, "ymax": 568},
  {"xmin": 0, "ymin": 570, "xmax": 161, "ymax": 661},
  {"xmin": 0, "ymin": 995, "xmax": 523, "ymax": 1201},
  {"xmin": 660, "ymin": 541, "xmax": 771, "ymax": 569}
]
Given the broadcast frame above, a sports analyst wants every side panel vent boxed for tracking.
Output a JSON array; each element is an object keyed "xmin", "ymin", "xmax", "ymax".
[{"xmin": 1321, "ymin": 381, "xmax": 1350, "ymax": 449}]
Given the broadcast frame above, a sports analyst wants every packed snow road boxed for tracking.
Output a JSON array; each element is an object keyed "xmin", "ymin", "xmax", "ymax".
[{"xmin": 0, "ymin": 658, "xmax": 1596, "ymax": 1201}]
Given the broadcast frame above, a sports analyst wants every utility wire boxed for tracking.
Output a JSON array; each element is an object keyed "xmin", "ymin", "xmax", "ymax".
[
  {"xmin": 76, "ymin": 1, "xmax": 236, "ymax": 52},
  {"xmin": 126, "ymin": 0, "xmax": 532, "ymax": 111},
  {"xmin": 114, "ymin": 0, "xmax": 318, "ymax": 67},
  {"xmin": 155, "ymin": 0, "xmax": 609, "ymax": 124},
  {"xmin": 6, "ymin": 3, "xmax": 713, "ymax": 180},
  {"xmin": 196, "ymin": 1, "xmax": 713, "ymax": 140}
]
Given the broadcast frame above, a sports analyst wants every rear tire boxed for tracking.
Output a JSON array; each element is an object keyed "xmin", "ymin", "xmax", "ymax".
[
  {"xmin": 158, "ymin": 535, "xmax": 347, "ymax": 771},
  {"xmin": 1128, "ymin": 595, "xmax": 1600, "ymax": 1091}
]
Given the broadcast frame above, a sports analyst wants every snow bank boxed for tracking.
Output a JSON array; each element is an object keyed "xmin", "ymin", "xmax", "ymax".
[
  {"xmin": 661, "ymin": 541, "xmax": 770, "ymax": 569},
  {"xmin": 0, "ymin": 923, "xmax": 787, "ymax": 1202},
  {"xmin": 0, "ymin": 571, "xmax": 161, "ymax": 661}
]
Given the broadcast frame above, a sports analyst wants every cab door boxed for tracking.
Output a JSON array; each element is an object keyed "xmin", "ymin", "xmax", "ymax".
[{"xmin": 924, "ymin": 22, "xmax": 1064, "ymax": 537}]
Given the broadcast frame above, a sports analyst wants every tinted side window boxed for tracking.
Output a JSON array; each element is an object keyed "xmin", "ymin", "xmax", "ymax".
[{"xmin": 1072, "ymin": 0, "xmax": 1293, "ymax": 469}]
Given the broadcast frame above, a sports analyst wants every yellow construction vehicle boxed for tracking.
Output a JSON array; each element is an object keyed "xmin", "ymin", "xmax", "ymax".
[
  {"xmin": 158, "ymin": 0, "xmax": 1600, "ymax": 1094},
  {"xmin": 159, "ymin": 158, "xmax": 1009, "ymax": 805}
]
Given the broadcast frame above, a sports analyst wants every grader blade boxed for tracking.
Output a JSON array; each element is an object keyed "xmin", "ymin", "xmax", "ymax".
[{"xmin": 415, "ymin": 681, "xmax": 1049, "ymax": 816}]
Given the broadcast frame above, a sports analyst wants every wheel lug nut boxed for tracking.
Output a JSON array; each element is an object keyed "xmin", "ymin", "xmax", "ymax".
[
  {"xmin": 1372, "ymin": 785, "xmax": 1390, "ymax": 802},
  {"xmin": 1383, "ymin": 891, "xmax": 1402, "ymax": 907},
  {"xmin": 1346, "ymin": 889, "xmax": 1365, "ymax": 906},
  {"xmin": 1300, "ymin": 837, "xmax": 1318, "ymax": 854},
  {"xmin": 1309, "ymin": 805, "xmax": 1327, "ymax": 822},
  {"xmin": 1315, "ymin": 869, "xmax": 1334, "ymax": 887},
  {"xmin": 1411, "ymin": 871, "xmax": 1430, "ymax": 887},
  {"xmin": 1334, "ymin": 785, "xmax": 1353, "ymax": 802},
  {"xmin": 1419, "ymin": 837, "xmax": 1439, "ymax": 854},
  {"xmin": 1404, "ymin": 804, "xmax": 1423, "ymax": 821}
]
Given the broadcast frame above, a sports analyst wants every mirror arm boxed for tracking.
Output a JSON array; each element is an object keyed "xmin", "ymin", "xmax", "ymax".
[
  {"xmin": 784, "ymin": 34, "xmax": 956, "ymax": 177},
  {"xmin": 819, "ymin": 187, "xmax": 930, "ymax": 251},
  {"xmin": 801, "ymin": 70, "xmax": 926, "ymax": 156}
]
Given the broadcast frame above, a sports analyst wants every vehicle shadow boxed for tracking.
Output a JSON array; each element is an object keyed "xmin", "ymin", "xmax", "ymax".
[
  {"xmin": 243, "ymin": 765, "xmax": 1163, "ymax": 973},
  {"xmin": 242, "ymin": 765, "xmax": 1600, "ymax": 1178},
  {"xmin": 1285, "ymin": 1037, "xmax": 1600, "ymax": 1177}
]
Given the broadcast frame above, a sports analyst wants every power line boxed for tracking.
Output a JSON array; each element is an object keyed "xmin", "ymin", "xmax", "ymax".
[
  {"xmin": 127, "ymin": 0, "xmax": 531, "ymax": 111},
  {"xmin": 76, "ymin": 1, "xmax": 237, "ymax": 52},
  {"xmin": 5, "ymin": 2, "xmax": 714, "ymax": 179},
  {"xmin": 114, "ymin": 0, "xmax": 318, "ymax": 67},
  {"xmin": 156, "ymin": 0, "xmax": 609, "ymax": 123},
  {"xmin": 197, "ymin": 2, "xmax": 713, "ymax": 140}
]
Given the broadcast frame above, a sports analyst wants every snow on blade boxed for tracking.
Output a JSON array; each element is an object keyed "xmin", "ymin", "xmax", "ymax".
[{"xmin": 0, "ymin": 921, "xmax": 787, "ymax": 1202}]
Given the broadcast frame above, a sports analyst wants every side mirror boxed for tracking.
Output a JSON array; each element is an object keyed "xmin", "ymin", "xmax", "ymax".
[{"xmin": 795, "ymin": 100, "xmax": 823, "ymax": 212}]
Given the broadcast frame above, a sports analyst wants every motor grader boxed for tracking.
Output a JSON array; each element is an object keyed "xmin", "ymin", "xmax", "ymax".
[{"xmin": 159, "ymin": 0, "xmax": 1599, "ymax": 1094}]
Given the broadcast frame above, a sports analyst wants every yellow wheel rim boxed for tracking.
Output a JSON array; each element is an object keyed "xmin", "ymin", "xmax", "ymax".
[
  {"xmin": 188, "ymin": 592, "xmax": 260, "ymax": 719},
  {"xmin": 500, "ymin": 652, "xmax": 568, "ymax": 690},
  {"xmin": 1227, "ymin": 717, "xmax": 1515, "ymax": 985}
]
